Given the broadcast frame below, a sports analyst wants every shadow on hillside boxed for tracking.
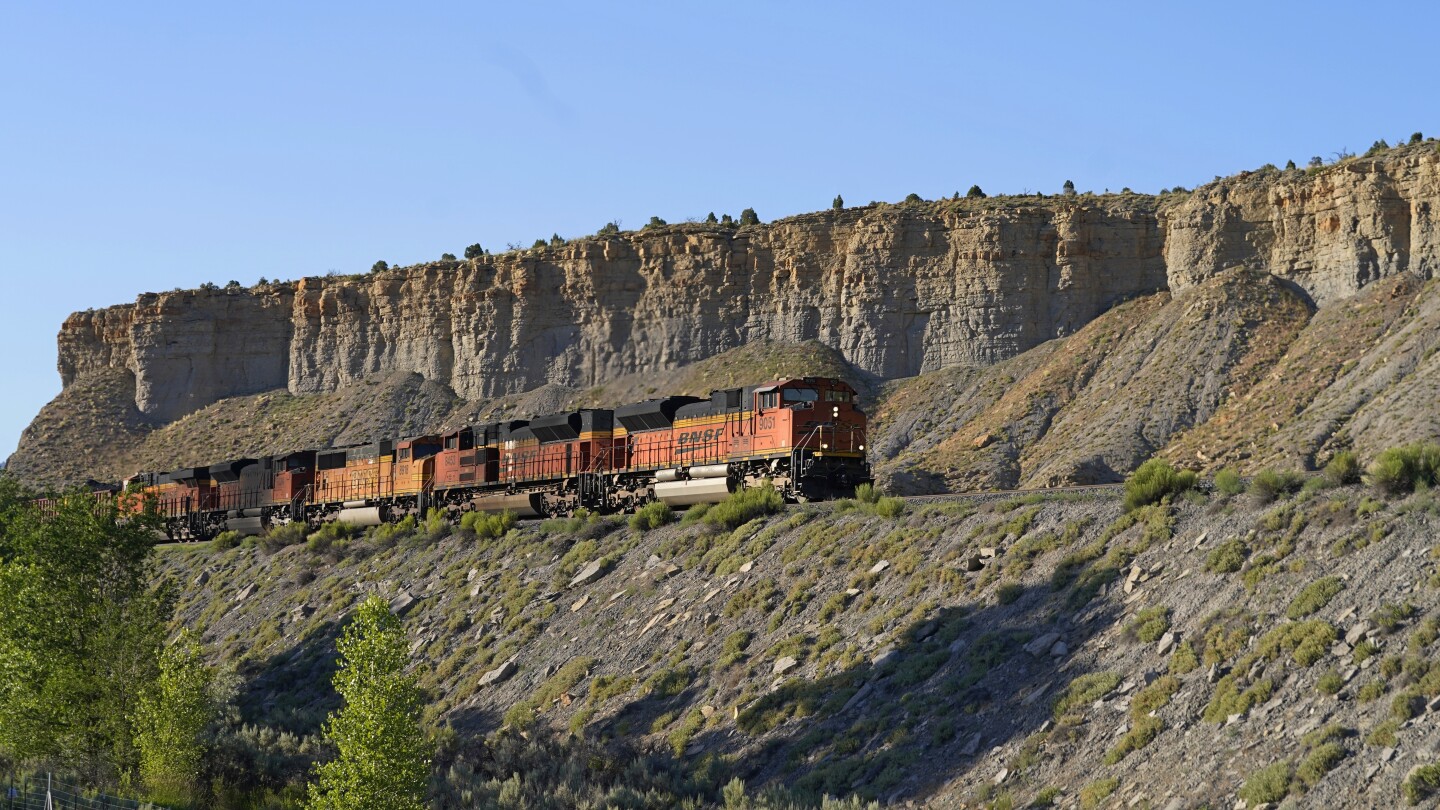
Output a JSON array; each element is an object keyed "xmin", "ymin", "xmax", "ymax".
[
  {"xmin": 234, "ymin": 618, "xmax": 346, "ymax": 735},
  {"xmin": 627, "ymin": 582, "xmax": 1125, "ymax": 805}
]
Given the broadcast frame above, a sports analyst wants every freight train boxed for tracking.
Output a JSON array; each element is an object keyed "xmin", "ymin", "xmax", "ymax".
[{"xmin": 118, "ymin": 377, "xmax": 869, "ymax": 540}]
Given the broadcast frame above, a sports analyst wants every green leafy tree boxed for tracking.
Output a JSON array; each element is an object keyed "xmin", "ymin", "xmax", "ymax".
[
  {"xmin": 1410, "ymin": 132, "xmax": 1424, "ymax": 145},
  {"xmin": 719, "ymin": 213, "xmax": 734, "ymax": 226},
  {"xmin": 597, "ymin": 221, "xmax": 620, "ymax": 237},
  {"xmin": 549, "ymin": 233, "xmax": 564, "ymax": 246},
  {"xmin": 439, "ymin": 253, "xmax": 456, "ymax": 261},
  {"xmin": 738, "ymin": 208, "xmax": 759, "ymax": 226},
  {"xmin": 133, "ymin": 630, "xmax": 217, "ymax": 804},
  {"xmin": 306, "ymin": 595, "xmax": 430, "ymax": 810},
  {"xmin": 966, "ymin": 185, "xmax": 986, "ymax": 198},
  {"xmin": 832, "ymin": 194, "xmax": 844, "ymax": 210},
  {"xmin": 645, "ymin": 215, "xmax": 667, "ymax": 229},
  {"xmin": 1062, "ymin": 179, "xmax": 1076, "ymax": 195},
  {"xmin": 704, "ymin": 212, "xmax": 718, "ymax": 223},
  {"xmin": 0, "ymin": 489, "xmax": 170, "ymax": 783},
  {"xmin": 531, "ymin": 238, "xmax": 547, "ymax": 249},
  {"xmin": 903, "ymin": 193, "xmax": 923, "ymax": 203},
  {"xmin": 370, "ymin": 261, "xmax": 389, "ymax": 273},
  {"xmin": 463, "ymin": 243, "xmax": 484, "ymax": 259}
]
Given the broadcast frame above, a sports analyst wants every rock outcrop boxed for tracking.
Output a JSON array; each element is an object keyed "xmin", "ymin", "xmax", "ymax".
[
  {"xmin": 57, "ymin": 202, "xmax": 1168, "ymax": 422},
  {"xmin": 50, "ymin": 147, "xmax": 1440, "ymax": 427}
]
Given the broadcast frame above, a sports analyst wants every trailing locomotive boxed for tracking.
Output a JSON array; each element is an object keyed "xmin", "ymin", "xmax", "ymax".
[{"xmin": 122, "ymin": 377, "xmax": 870, "ymax": 540}]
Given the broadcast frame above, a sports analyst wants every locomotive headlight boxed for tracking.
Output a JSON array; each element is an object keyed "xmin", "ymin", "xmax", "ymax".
[
  {"xmin": 859, "ymin": 444, "xmax": 865, "ymax": 451},
  {"xmin": 821, "ymin": 443, "xmax": 829, "ymax": 450},
  {"xmin": 832, "ymin": 406, "xmax": 840, "ymax": 416}
]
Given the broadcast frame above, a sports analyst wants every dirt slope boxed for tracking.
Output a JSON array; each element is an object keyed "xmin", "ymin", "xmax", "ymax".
[{"xmin": 160, "ymin": 483, "xmax": 1440, "ymax": 808}]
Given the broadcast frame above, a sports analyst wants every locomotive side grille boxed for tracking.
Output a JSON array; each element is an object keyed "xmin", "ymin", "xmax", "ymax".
[{"xmin": 459, "ymin": 454, "xmax": 477, "ymax": 466}]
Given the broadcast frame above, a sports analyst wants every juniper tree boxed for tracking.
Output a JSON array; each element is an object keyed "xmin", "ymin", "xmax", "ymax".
[
  {"xmin": 1062, "ymin": 179, "xmax": 1076, "ymax": 195},
  {"xmin": 966, "ymin": 185, "xmax": 986, "ymax": 199},
  {"xmin": 440, "ymin": 253, "xmax": 456, "ymax": 261},
  {"xmin": 463, "ymin": 243, "xmax": 484, "ymax": 259},
  {"xmin": 832, "ymin": 194, "xmax": 843, "ymax": 210},
  {"xmin": 738, "ymin": 208, "xmax": 759, "ymax": 226},
  {"xmin": 306, "ymin": 595, "xmax": 430, "ymax": 810}
]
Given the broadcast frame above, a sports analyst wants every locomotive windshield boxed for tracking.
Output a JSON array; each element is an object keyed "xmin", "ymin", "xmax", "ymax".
[{"xmin": 783, "ymin": 388, "xmax": 819, "ymax": 403}]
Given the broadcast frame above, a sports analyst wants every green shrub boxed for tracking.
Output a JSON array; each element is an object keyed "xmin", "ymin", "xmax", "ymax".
[
  {"xmin": 1128, "ymin": 606, "xmax": 1172, "ymax": 643},
  {"xmin": 1250, "ymin": 469, "xmax": 1303, "ymax": 502},
  {"xmin": 1203, "ymin": 676, "xmax": 1273, "ymax": 722},
  {"xmin": 1239, "ymin": 761, "xmax": 1292, "ymax": 805},
  {"xmin": 1286, "ymin": 576, "xmax": 1344, "ymax": 619},
  {"xmin": 1205, "ymin": 537, "xmax": 1249, "ymax": 573},
  {"xmin": 680, "ymin": 503, "xmax": 711, "ymax": 525},
  {"xmin": 1078, "ymin": 778, "xmax": 1117, "ymax": 809},
  {"xmin": 306, "ymin": 520, "xmax": 358, "ymax": 553},
  {"xmin": 1214, "ymin": 467, "xmax": 1245, "ymax": 496},
  {"xmin": 705, "ymin": 483, "xmax": 784, "ymax": 530},
  {"xmin": 1367, "ymin": 718, "xmax": 1399, "ymax": 746},
  {"xmin": 1316, "ymin": 669, "xmax": 1344, "ymax": 695},
  {"xmin": 462, "ymin": 510, "xmax": 516, "ymax": 539},
  {"xmin": 1104, "ymin": 714, "xmax": 1162, "ymax": 764},
  {"xmin": 630, "ymin": 501, "xmax": 674, "ymax": 532},
  {"xmin": 260, "ymin": 521, "xmax": 309, "ymax": 553},
  {"xmin": 854, "ymin": 483, "xmax": 879, "ymax": 504},
  {"xmin": 422, "ymin": 507, "xmax": 449, "ymax": 539},
  {"xmin": 1368, "ymin": 443, "xmax": 1440, "ymax": 497},
  {"xmin": 872, "ymin": 496, "xmax": 906, "ymax": 518},
  {"xmin": 1324, "ymin": 451, "xmax": 1361, "ymax": 487},
  {"xmin": 1053, "ymin": 672, "xmax": 1121, "ymax": 719},
  {"xmin": 211, "ymin": 530, "xmax": 243, "ymax": 550},
  {"xmin": 1124, "ymin": 458, "xmax": 1198, "ymax": 511},
  {"xmin": 997, "ymin": 582, "xmax": 1023, "ymax": 605},
  {"xmin": 1373, "ymin": 602, "xmax": 1417, "ymax": 633},
  {"xmin": 1169, "ymin": 640, "xmax": 1199, "ymax": 675},
  {"xmin": 1130, "ymin": 675, "xmax": 1180, "ymax": 717},
  {"xmin": 370, "ymin": 514, "xmax": 417, "ymax": 544},
  {"xmin": 718, "ymin": 631, "xmax": 752, "ymax": 667},
  {"xmin": 1405, "ymin": 763, "xmax": 1440, "ymax": 805},
  {"xmin": 1393, "ymin": 691, "xmax": 1425, "ymax": 721}
]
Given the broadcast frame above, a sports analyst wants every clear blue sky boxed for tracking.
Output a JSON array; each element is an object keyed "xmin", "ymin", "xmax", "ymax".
[{"xmin": 2, "ymin": 1, "xmax": 1435, "ymax": 460}]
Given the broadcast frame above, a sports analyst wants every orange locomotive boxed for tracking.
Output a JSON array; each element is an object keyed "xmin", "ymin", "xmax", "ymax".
[{"xmin": 120, "ymin": 376, "xmax": 869, "ymax": 540}]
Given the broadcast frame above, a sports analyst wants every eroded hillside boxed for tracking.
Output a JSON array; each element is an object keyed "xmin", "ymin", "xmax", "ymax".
[{"xmin": 158, "ymin": 481, "xmax": 1440, "ymax": 808}]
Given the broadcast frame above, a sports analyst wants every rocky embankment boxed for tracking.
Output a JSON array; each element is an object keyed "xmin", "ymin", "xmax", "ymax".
[{"xmin": 160, "ymin": 482, "xmax": 1440, "ymax": 808}]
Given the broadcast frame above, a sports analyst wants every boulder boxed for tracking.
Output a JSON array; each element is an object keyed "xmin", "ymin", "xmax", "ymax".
[
  {"xmin": 569, "ymin": 560, "xmax": 608, "ymax": 588},
  {"xmin": 479, "ymin": 661, "xmax": 517, "ymax": 687}
]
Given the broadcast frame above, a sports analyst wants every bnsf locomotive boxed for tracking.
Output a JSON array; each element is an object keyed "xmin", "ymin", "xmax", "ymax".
[{"xmin": 121, "ymin": 377, "xmax": 869, "ymax": 540}]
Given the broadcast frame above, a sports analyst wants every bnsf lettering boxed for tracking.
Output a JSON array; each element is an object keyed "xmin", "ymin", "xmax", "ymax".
[{"xmin": 675, "ymin": 428, "xmax": 726, "ymax": 454}]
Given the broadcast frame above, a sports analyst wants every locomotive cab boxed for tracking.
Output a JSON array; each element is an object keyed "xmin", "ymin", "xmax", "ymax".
[{"xmin": 394, "ymin": 434, "xmax": 443, "ymax": 495}]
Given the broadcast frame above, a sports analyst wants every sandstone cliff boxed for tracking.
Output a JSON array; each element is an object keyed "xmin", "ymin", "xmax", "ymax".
[
  {"xmin": 52, "ymin": 146, "xmax": 1439, "ymax": 429},
  {"xmin": 15, "ymin": 142, "xmax": 1440, "ymax": 488}
]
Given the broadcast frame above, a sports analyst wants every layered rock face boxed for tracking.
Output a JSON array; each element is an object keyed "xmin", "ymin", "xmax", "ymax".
[
  {"xmin": 1164, "ymin": 150, "xmax": 1440, "ymax": 303},
  {"xmin": 51, "ymin": 146, "xmax": 1440, "ymax": 425},
  {"xmin": 58, "ymin": 203, "xmax": 1168, "ymax": 420}
]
